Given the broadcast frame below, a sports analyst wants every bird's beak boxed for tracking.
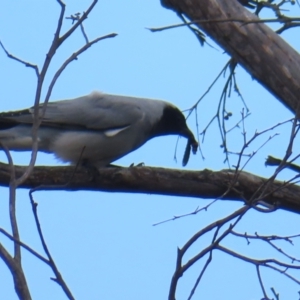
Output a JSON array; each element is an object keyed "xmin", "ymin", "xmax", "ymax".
[
  {"xmin": 181, "ymin": 128, "xmax": 198, "ymax": 149},
  {"xmin": 181, "ymin": 128, "xmax": 198, "ymax": 166}
]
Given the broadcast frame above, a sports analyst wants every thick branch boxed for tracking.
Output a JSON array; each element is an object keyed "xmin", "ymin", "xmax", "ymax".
[
  {"xmin": 0, "ymin": 162, "xmax": 299, "ymax": 213},
  {"xmin": 160, "ymin": 0, "xmax": 300, "ymax": 114}
]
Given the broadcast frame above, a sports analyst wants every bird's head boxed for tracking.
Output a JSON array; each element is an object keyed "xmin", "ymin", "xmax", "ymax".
[{"xmin": 150, "ymin": 103, "xmax": 198, "ymax": 166}]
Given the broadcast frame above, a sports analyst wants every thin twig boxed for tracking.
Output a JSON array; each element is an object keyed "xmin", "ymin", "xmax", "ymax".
[
  {"xmin": 29, "ymin": 192, "xmax": 75, "ymax": 300},
  {"xmin": 0, "ymin": 228, "xmax": 48, "ymax": 264},
  {"xmin": 256, "ymin": 265, "xmax": 269, "ymax": 299},
  {"xmin": 217, "ymin": 245, "xmax": 300, "ymax": 284},
  {"xmin": 0, "ymin": 40, "xmax": 39, "ymax": 76},
  {"xmin": 148, "ymin": 17, "xmax": 300, "ymax": 33}
]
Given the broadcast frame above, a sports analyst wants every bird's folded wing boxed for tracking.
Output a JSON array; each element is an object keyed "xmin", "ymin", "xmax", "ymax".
[{"xmin": 0, "ymin": 93, "xmax": 144, "ymax": 131}]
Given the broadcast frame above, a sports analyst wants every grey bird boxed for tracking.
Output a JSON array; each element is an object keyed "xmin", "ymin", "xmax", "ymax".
[{"xmin": 0, "ymin": 91, "xmax": 198, "ymax": 167}]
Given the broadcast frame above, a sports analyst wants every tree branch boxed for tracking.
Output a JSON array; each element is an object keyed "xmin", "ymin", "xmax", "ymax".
[
  {"xmin": 160, "ymin": 0, "xmax": 300, "ymax": 115},
  {"xmin": 0, "ymin": 162, "xmax": 299, "ymax": 213}
]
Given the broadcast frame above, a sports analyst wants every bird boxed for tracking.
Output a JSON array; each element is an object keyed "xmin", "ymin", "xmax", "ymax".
[{"xmin": 0, "ymin": 91, "xmax": 198, "ymax": 167}]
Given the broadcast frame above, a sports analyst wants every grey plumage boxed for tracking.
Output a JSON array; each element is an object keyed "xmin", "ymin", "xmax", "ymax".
[{"xmin": 0, "ymin": 91, "xmax": 198, "ymax": 167}]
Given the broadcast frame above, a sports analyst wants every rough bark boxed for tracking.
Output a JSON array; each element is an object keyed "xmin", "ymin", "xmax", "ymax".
[
  {"xmin": 161, "ymin": 0, "xmax": 300, "ymax": 114},
  {"xmin": 0, "ymin": 162, "xmax": 299, "ymax": 213}
]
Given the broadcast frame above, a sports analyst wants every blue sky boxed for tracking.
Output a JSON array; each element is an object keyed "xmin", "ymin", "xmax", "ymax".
[{"xmin": 1, "ymin": 1, "xmax": 300, "ymax": 299}]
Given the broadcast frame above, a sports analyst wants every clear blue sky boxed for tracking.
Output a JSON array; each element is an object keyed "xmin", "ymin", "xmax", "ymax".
[{"xmin": 1, "ymin": 1, "xmax": 300, "ymax": 299}]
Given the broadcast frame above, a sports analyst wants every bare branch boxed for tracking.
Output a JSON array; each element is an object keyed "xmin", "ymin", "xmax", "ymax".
[
  {"xmin": 1, "ymin": 2, "xmax": 103, "ymax": 299},
  {"xmin": 217, "ymin": 245, "xmax": 300, "ymax": 284},
  {"xmin": 168, "ymin": 206, "xmax": 249, "ymax": 299},
  {"xmin": 0, "ymin": 243, "xmax": 31, "ymax": 299},
  {"xmin": 0, "ymin": 41, "xmax": 39, "ymax": 76},
  {"xmin": 29, "ymin": 192, "xmax": 75, "ymax": 300},
  {"xmin": 0, "ymin": 228, "xmax": 48, "ymax": 264},
  {"xmin": 148, "ymin": 17, "xmax": 300, "ymax": 33},
  {"xmin": 66, "ymin": 13, "xmax": 89, "ymax": 43},
  {"xmin": 153, "ymin": 200, "xmax": 217, "ymax": 226},
  {"xmin": 256, "ymin": 265, "xmax": 269, "ymax": 299},
  {"xmin": 0, "ymin": 164, "xmax": 299, "ymax": 212},
  {"xmin": 42, "ymin": 32, "xmax": 117, "ymax": 111},
  {"xmin": 161, "ymin": 0, "xmax": 300, "ymax": 115},
  {"xmin": 59, "ymin": 0, "xmax": 98, "ymax": 46},
  {"xmin": 232, "ymin": 230, "xmax": 300, "ymax": 262}
]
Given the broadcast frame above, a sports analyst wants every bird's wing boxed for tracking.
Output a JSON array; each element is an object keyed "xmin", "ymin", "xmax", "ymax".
[{"xmin": 0, "ymin": 92, "xmax": 145, "ymax": 131}]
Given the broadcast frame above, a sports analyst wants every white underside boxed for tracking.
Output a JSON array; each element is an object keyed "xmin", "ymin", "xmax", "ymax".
[{"xmin": 0, "ymin": 125, "xmax": 147, "ymax": 167}]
